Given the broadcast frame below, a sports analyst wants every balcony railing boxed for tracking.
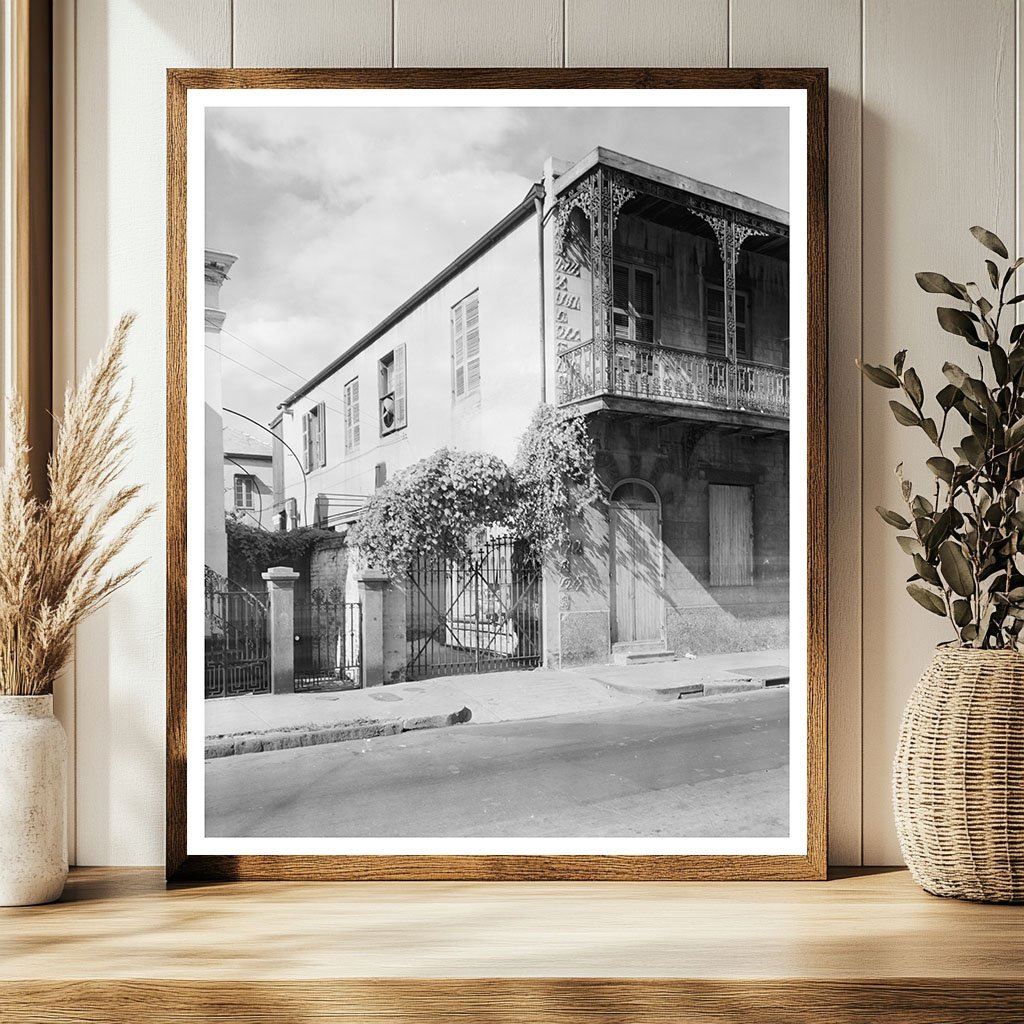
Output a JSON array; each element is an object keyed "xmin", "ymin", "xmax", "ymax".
[{"xmin": 557, "ymin": 338, "xmax": 789, "ymax": 419}]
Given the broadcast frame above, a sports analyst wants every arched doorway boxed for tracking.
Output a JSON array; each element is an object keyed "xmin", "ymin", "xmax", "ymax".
[{"xmin": 609, "ymin": 479, "xmax": 664, "ymax": 645}]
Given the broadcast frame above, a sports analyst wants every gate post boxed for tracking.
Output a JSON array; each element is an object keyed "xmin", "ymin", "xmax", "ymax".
[
  {"xmin": 357, "ymin": 569, "xmax": 389, "ymax": 687},
  {"xmin": 262, "ymin": 566, "xmax": 300, "ymax": 694}
]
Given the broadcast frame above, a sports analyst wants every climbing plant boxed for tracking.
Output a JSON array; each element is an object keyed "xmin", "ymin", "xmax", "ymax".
[
  {"xmin": 349, "ymin": 447, "xmax": 518, "ymax": 576},
  {"xmin": 225, "ymin": 517, "xmax": 335, "ymax": 585},
  {"xmin": 510, "ymin": 403, "xmax": 601, "ymax": 554},
  {"xmin": 350, "ymin": 405, "xmax": 599, "ymax": 574}
]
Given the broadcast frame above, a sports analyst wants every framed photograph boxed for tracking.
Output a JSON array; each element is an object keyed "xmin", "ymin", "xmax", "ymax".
[{"xmin": 167, "ymin": 68, "xmax": 827, "ymax": 881}]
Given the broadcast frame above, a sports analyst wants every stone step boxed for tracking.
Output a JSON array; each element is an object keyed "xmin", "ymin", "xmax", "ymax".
[{"xmin": 611, "ymin": 648, "xmax": 677, "ymax": 666}]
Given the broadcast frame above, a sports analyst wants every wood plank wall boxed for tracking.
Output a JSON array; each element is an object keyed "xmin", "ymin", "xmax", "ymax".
[{"xmin": 54, "ymin": 0, "xmax": 1022, "ymax": 866}]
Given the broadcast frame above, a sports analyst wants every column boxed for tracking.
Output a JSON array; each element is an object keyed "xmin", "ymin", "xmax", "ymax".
[
  {"xmin": 262, "ymin": 566, "xmax": 299, "ymax": 695},
  {"xmin": 357, "ymin": 570, "xmax": 389, "ymax": 688}
]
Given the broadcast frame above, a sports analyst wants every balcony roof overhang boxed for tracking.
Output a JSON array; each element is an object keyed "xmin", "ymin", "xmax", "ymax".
[
  {"xmin": 566, "ymin": 394, "xmax": 790, "ymax": 434},
  {"xmin": 553, "ymin": 146, "xmax": 789, "ymax": 234}
]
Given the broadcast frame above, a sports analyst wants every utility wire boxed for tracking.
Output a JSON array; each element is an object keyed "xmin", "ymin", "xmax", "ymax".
[{"xmin": 223, "ymin": 406, "xmax": 309, "ymax": 528}]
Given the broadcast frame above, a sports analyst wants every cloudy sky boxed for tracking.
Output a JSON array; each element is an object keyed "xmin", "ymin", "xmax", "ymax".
[{"xmin": 205, "ymin": 103, "xmax": 789, "ymax": 425}]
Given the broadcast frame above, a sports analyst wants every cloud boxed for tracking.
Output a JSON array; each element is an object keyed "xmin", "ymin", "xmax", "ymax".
[{"xmin": 205, "ymin": 103, "xmax": 789, "ymax": 424}]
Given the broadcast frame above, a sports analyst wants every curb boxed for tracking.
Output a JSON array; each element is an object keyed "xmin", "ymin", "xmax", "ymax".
[
  {"xmin": 205, "ymin": 706, "xmax": 472, "ymax": 759},
  {"xmin": 600, "ymin": 676, "xmax": 778, "ymax": 700}
]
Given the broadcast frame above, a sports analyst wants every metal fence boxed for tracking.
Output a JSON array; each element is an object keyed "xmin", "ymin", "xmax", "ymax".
[
  {"xmin": 406, "ymin": 537, "xmax": 542, "ymax": 681},
  {"xmin": 294, "ymin": 583, "xmax": 362, "ymax": 691},
  {"xmin": 205, "ymin": 568, "xmax": 270, "ymax": 698}
]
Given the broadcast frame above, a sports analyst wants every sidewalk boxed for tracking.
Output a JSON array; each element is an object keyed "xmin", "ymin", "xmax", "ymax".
[
  {"xmin": 566, "ymin": 648, "xmax": 790, "ymax": 698},
  {"xmin": 205, "ymin": 648, "xmax": 788, "ymax": 758}
]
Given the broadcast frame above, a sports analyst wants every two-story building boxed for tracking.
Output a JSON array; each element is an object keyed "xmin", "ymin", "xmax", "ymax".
[
  {"xmin": 272, "ymin": 146, "xmax": 790, "ymax": 668},
  {"xmin": 222, "ymin": 425, "xmax": 273, "ymax": 529}
]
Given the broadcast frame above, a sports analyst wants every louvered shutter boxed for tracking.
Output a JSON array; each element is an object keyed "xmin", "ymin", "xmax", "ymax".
[
  {"xmin": 634, "ymin": 268, "xmax": 655, "ymax": 344},
  {"xmin": 706, "ymin": 286, "xmax": 726, "ymax": 356},
  {"xmin": 464, "ymin": 294, "xmax": 480, "ymax": 394},
  {"xmin": 451, "ymin": 302, "xmax": 466, "ymax": 397},
  {"xmin": 393, "ymin": 344, "xmax": 407, "ymax": 428},
  {"xmin": 317, "ymin": 402, "xmax": 327, "ymax": 466},
  {"xmin": 613, "ymin": 264, "xmax": 630, "ymax": 338},
  {"xmin": 344, "ymin": 379, "xmax": 360, "ymax": 453},
  {"xmin": 735, "ymin": 294, "xmax": 748, "ymax": 357},
  {"xmin": 301, "ymin": 412, "xmax": 310, "ymax": 472}
]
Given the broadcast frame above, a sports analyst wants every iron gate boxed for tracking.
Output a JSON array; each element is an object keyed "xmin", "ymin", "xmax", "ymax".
[
  {"xmin": 294, "ymin": 584, "xmax": 362, "ymax": 691},
  {"xmin": 205, "ymin": 568, "xmax": 270, "ymax": 698},
  {"xmin": 406, "ymin": 537, "xmax": 542, "ymax": 680}
]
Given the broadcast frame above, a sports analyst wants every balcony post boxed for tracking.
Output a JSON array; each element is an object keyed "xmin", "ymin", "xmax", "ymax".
[{"xmin": 588, "ymin": 167, "xmax": 613, "ymax": 394}]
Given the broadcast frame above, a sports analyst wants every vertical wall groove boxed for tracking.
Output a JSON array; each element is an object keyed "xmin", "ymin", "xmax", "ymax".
[{"xmin": 50, "ymin": 0, "xmax": 1023, "ymax": 865}]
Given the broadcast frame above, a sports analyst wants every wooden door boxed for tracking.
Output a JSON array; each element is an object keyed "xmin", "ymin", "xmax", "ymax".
[
  {"xmin": 611, "ymin": 501, "xmax": 662, "ymax": 643},
  {"xmin": 709, "ymin": 484, "xmax": 754, "ymax": 586}
]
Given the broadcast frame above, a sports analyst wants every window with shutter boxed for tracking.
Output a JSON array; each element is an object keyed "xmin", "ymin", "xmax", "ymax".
[
  {"xmin": 343, "ymin": 378, "xmax": 360, "ymax": 453},
  {"xmin": 612, "ymin": 263, "xmax": 657, "ymax": 344},
  {"xmin": 315, "ymin": 401, "xmax": 326, "ymax": 467},
  {"xmin": 451, "ymin": 290, "xmax": 481, "ymax": 400},
  {"xmin": 393, "ymin": 344, "xmax": 407, "ymax": 429},
  {"xmin": 378, "ymin": 349, "xmax": 406, "ymax": 435},
  {"xmin": 706, "ymin": 284, "xmax": 749, "ymax": 358}
]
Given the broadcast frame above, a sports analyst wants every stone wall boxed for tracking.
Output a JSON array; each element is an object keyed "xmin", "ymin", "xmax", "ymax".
[
  {"xmin": 552, "ymin": 412, "xmax": 789, "ymax": 664},
  {"xmin": 308, "ymin": 534, "xmax": 350, "ymax": 596}
]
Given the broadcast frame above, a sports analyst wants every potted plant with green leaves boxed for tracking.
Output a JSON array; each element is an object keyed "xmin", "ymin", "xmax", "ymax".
[{"xmin": 859, "ymin": 226, "xmax": 1024, "ymax": 902}]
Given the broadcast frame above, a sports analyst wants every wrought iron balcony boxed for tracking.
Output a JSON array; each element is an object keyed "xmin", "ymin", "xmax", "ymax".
[{"xmin": 557, "ymin": 338, "xmax": 789, "ymax": 420}]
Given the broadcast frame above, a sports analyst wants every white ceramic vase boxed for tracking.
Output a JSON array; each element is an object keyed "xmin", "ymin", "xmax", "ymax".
[{"xmin": 0, "ymin": 694, "xmax": 68, "ymax": 906}]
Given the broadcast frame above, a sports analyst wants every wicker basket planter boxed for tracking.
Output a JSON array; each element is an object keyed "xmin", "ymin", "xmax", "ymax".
[{"xmin": 893, "ymin": 647, "xmax": 1024, "ymax": 902}]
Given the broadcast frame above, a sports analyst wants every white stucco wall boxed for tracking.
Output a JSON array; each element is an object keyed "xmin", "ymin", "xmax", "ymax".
[{"xmin": 279, "ymin": 215, "xmax": 542, "ymax": 519}]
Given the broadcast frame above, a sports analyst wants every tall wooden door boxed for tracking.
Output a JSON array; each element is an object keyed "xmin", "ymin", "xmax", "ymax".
[
  {"xmin": 709, "ymin": 484, "xmax": 754, "ymax": 586},
  {"xmin": 610, "ymin": 493, "xmax": 663, "ymax": 644}
]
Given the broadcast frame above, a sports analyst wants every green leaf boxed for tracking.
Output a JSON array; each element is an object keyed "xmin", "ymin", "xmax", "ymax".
[
  {"xmin": 937, "ymin": 307, "xmax": 982, "ymax": 344},
  {"xmin": 927, "ymin": 456, "xmax": 955, "ymax": 483},
  {"xmin": 1006, "ymin": 418, "xmax": 1024, "ymax": 450},
  {"xmin": 960, "ymin": 433, "xmax": 985, "ymax": 467},
  {"xmin": 977, "ymin": 296, "xmax": 994, "ymax": 317},
  {"xmin": 913, "ymin": 554, "xmax": 941, "ymax": 586},
  {"xmin": 970, "ymin": 226, "xmax": 1009, "ymax": 259},
  {"xmin": 1005, "ymin": 294, "xmax": 1024, "ymax": 305},
  {"xmin": 985, "ymin": 260, "xmax": 1000, "ymax": 289},
  {"xmin": 921, "ymin": 418, "xmax": 939, "ymax": 445},
  {"xmin": 942, "ymin": 362, "xmax": 969, "ymax": 390},
  {"xmin": 907, "ymin": 583, "xmax": 947, "ymax": 617},
  {"xmin": 952, "ymin": 599, "xmax": 972, "ymax": 627},
  {"xmin": 903, "ymin": 367, "xmax": 924, "ymax": 407},
  {"xmin": 856, "ymin": 360, "xmax": 900, "ymax": 388},
  {"xmin": 936, "ymin": 383, "xmax": 960, "ymax": 411},
  {"xmin": 893, "ymin": 349, "xmax": 907, "ymax": 375},
  {"xmin": 915, "ymin": 272, "xmax": 969, "ymax": 300},
  {"xmin": 889, "ymin": 401, "xmax": 921, "ymax": 427},
  {"xmin": 939, "ymin": 540, "xmax": 975, "ymax": 597},
  {"xmin": 991, "ymin": 342, "xmax": 1009, "ymax": 386},
  {"xmin": 896, "ymin": 535, "xmax": 924, "ymax": 557},
  {"xmin": 925, "ymin": 508, "xmax": 956, "ymax": 551},
  {"xmin": 877, "ymin": 506, "xmax": 911, "ymax": 530},
  {"xmin": 961, "ymin": 624, "xmax": 979, "ymax": 642},
  {"xmin": 912, "ymin": 494, "xmax": 934, "ymax": 517}
]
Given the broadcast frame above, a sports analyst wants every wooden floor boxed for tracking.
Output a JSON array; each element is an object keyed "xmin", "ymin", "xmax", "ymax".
[{"xmin": 1, "ymin": 867, "xmax": 1022, "ymax": 1022}]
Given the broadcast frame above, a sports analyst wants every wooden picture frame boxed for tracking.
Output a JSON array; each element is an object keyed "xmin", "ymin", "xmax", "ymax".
[{"xmin": 167, "ymin": 67, "xmax": 827, "ymax": 882}]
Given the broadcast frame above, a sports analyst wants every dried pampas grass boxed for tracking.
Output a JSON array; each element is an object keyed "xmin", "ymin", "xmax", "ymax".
[{"xmin": 0, "ymin": 313, "xmax": 153, "ymax": 696}]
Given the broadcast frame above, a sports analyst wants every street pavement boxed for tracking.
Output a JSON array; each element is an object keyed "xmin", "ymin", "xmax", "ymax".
[
  {"xmin": 204, "ymin": 648, "xmax": 790, "ymax": 752},
  {"xmin": 205, "ymin": 687, "xmax": 789, "ymax": 839}
]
